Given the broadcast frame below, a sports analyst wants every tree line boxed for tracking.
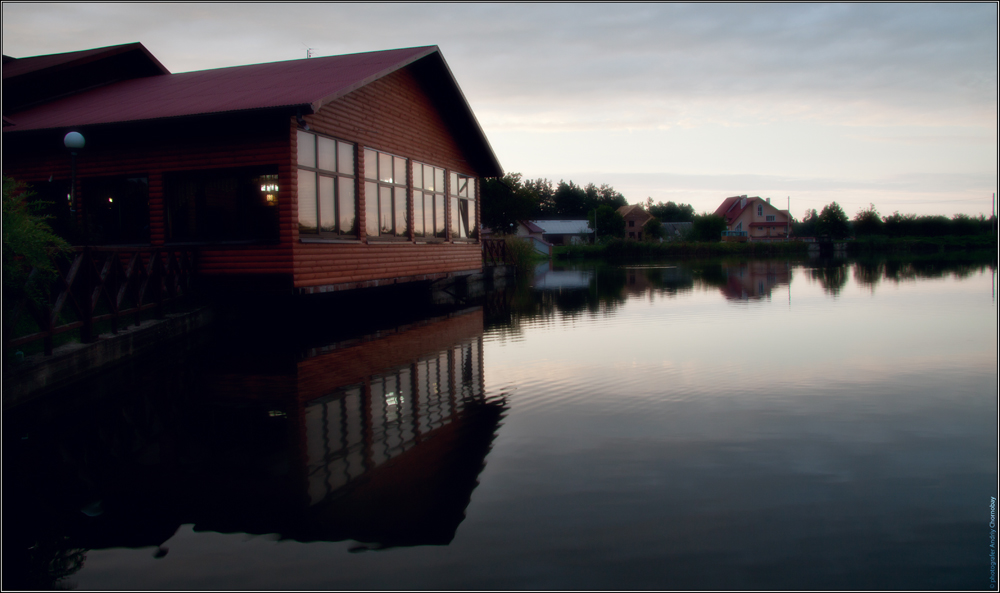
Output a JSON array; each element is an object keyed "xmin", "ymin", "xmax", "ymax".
[{"xmin": 795, "ymin": 202, "xmax": 997, "ymax": 239}]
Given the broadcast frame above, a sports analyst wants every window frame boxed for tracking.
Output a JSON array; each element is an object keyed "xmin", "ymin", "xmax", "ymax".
[
  {"xmin": 364, "ymin": 147, "xmax": 410, "ymax": 241},
  {"xmin": 297, "ymin": 130, "xmax": 358, "ymax": 240},
  {"xmin": 449, "ymin": 171, "xmax": 477, "ymax": 241}
]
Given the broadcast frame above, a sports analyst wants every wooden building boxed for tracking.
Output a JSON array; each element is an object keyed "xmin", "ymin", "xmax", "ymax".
[{"xmin": 2, "ymin": 42, "xmax": 503, "ymax": 294}]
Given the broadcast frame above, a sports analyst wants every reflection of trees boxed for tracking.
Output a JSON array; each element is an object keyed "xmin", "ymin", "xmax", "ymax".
[
  {"xmin": 853, "ymin": 256, "xmax": 995, "ymax": 289},
  {"xmin": 807, "ymin": 262, "xmax": 850, "ymax": 296}
]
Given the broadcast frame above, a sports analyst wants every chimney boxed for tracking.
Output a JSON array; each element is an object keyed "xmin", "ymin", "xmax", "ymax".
[
  {"xmin": 766, "ymin": 197, "xmax": 770, "ymax": 204},
  {"xmin": 740, "ymin": 196, "xmax": 746, "ymax": 209}
]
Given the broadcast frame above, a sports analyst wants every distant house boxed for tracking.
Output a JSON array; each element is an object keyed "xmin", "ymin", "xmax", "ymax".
[
  {"xmin": 513, "ymin": 220, "xmax": 553, "ymax": 256},
  {"xmin": 526, "ymin": 219, "xmax": 592, "ymax": 246},
  {"xmin": 661, "ymin": 222, "xmax": 692, "ymax": 241},
  {"xmin": 714, "ymin": 195, "xmax": 791, "ymax": 242},
  {"xmin": 617, "ymin": 205, "xmax": 654, "ymax": 241},
  {"xmin": 2, "ymin": 42, "xmax": 503, "ymax": 294}
]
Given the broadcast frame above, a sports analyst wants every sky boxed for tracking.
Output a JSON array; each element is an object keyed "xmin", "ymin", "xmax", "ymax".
[{"xmin": 3, "ymin": 3, "xmax": 997, "ymax": 218}]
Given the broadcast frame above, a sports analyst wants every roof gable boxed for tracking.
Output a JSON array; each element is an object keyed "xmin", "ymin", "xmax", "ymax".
[
  {"xmin": 2, "ymin": 42, "xmax": 169, "ymax": 114},
  {"xmin": 3, "ymin": 44, "xmax": 502, "ymax": 177}
]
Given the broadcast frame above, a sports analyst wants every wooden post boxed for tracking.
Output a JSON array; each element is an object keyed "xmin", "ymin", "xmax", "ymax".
[{"xmin": 80, "ymin": 245, "xmax": 95, "ymax": 344}]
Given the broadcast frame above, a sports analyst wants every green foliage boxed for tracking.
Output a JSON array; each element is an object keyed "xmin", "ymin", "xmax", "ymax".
[
  {"xmin": 501, "ymin": 235, "xmax": 537, "ymax": 273},
  {"xmin": 688, "ymin": 213, "xmax": 728, "ymax": 242},
  {"xmin": 481, "ymin": 173, "xmax": 537, "ymax": 234},
  {"xmin": 648, "ymin": 199, "xmax": 695, "ymax": 223},
  {"xmin": 554, "ymin": 180, "xmax": 588, "ymax": 216},
  {"xmin": 817, "ymin": 202, "xmax": 850, "ymax": 239},
  {"xmin": 3, "ymin": 176, "xmax": 71, "ymax": 312},
  {"xmin": 589, "ymin": 204, "xmax": 625, "ymax": 239},
  {"xmin": 853, "ymin": 203, "xmax": 884, "ymax": 236},
  {"xmin": 793, "ymin": 208, "xmax": 818, "ymax": 237},
  {"xmin": 643, "ymin": 217, "xmax": 663, "ymax": 241}
]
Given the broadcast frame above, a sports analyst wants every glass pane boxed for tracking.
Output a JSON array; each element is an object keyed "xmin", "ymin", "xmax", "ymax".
[
  {"xmin": 297, "ymin": 131, "xmax": 315, "ymax": 168},
  {"xmin": 435, "ymin": 168, "xmax": 445, "ymax": 194},
  {"xmin": 394, "ymin": 157, "xmax": 407, "ymax": 187},
  {"xmin": 394, "ymin": 186, "xmax": 408, "ymax": 237},
  {"xmin": 364, "ymin": 149, "xmax": 378, "ymax": 181},
  {"xmin": 378, "ymin": 152, "xmax": 393, "ymax": 184},
  {"xmin": 338, "ymin": 141, "xmax": 354, "ymax": 175},
  {"xmin": 413, "ymin": 191, "xmax": 424, "ymax": 237},
  {"xmin": 469, "ymin": 199, "xmax": 477, "ymax": 238},
  {"xmin": 450, "ymin": 172, "xmax": 458, "ymax": 196},
  {"xmin": 451, "ymin": 197, "xmax": 460, "ymax": 238},
  {"xmin": 365, "ymin": 181, "xmax": 379, "ymax": 237},
  {"xmin": 338, "ymin": 177, "xmax": 355, "ymax": 235},
  {"xmin": 435, "ymin": 194, "xmax": 446, "ymax": 238},
  {"xmin": 319, "ymin": 176, "xmax": 335, "ymax": 233},
  {"xmin": 317, "ymin": 137, "xmax": 336, "ymax": 172},
  {"xmin": 467, "ymin": 177, "xmax": 475, "ymax": 199},
  {"xmin": 379, "ymin": 186, "xmax": 393, "ymax": 234},
  {"xmin": 457, "ymin": 198, "xmax": 469, "ymax": 238},
  {"xmin": 412, "ymin": 163, "xmax": 423, "ymax": 189},
  {"xmin": 457, "ymin": 175, "xmax": 468, "ymax": 198},
  {"xmin": 424, "ymin": 165, "xmax": 435, "ymax": 191},
  {"xmin": 297, "ymin": 169, "xmax": 317, "ymax": 233}
]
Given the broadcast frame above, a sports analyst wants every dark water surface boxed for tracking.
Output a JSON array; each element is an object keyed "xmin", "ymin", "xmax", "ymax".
[{"xmin": 4, "ymin": 257, "xmax": 997, "ymax": 590}]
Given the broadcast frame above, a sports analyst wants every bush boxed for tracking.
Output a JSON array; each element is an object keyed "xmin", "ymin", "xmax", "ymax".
[{"xmin": 3, "ymin": 176, "xmax": 71, "ymax": 313}]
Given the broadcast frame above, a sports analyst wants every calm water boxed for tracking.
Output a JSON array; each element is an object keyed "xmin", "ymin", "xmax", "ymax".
[{"xmin": 4, "ymin": 257, "xmax": 998, "ymax": 590}]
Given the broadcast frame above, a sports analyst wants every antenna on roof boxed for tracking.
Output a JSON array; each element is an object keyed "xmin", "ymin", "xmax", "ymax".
[{"xmin": 306, "ymin": 47, "xmax": 315, "ymax": 59}]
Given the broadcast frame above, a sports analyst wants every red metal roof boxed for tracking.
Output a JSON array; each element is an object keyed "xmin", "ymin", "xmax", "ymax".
[
  {"xmin": 2, "ymin": 42, "xmax": 169, "ymax": 79},
  {"xmin": 3, "ymin": 46, "xmax": 436, "ymax": 132}
]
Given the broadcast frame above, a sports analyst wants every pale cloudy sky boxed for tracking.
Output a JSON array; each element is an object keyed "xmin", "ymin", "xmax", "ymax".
[{"xmin": 3, "ymin": 3, "xmax": 997, "ymax": 218}]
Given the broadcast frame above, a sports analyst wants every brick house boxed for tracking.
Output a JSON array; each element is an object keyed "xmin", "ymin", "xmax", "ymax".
[
  {"xmin": 2, "ymin": 42, "xmax": 503, "ymax": 294},
  {"xmin": 714, "ymin": 195, "xmax": 791, "ymax": 242},
  {"xmin": 617, "ymin": 204, "xmax": 654, "ymax": 241}
]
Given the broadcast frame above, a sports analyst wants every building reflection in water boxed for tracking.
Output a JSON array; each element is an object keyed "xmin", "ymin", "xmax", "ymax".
[
  {"xmin": 719, "ymin": 261, "xmax": 791, "ymax": 300},
  {"xmin": 4, "ymin": 306, "xmax": 504, "ymax": 588}
]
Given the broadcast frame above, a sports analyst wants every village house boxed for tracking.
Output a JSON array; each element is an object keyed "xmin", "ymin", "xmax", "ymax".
[
  {"xmin": 714, "ymin": 195, "xmax": 792, "ymax": 242},
  {"xmin": 2, "ymin": 42, "xmax": 503, "ymax": 294},
  {"xmin": 617, "ymin": 204, "xmax": 654, "ymax": 241}
]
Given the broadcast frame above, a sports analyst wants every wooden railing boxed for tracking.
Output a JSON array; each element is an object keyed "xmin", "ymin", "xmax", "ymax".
[
  {"xmin": 482, "ymin": 238, "xmax": 508, "ymax": 267},
  {"xmin": 4, "ymin": 246, "xmax": 197, "ymax": 356}
]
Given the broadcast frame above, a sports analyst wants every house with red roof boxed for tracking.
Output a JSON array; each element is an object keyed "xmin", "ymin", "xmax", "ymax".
[
  {"xmin": 617, "ymin": 204, "xmax": 654, "ymax": 241},
  {"xmin": 2, "ymin": 42, "xmax": 502, "ymax": 294},
  {"xmin": 714, "ymin": 195, "xmax": 792, "ymax": 242}
]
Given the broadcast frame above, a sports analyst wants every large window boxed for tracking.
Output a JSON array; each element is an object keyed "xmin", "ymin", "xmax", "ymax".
[
  {"xmin": 412, "ymin": 162, "xmax": 447, "ymax": 239},
  {"xmin": 165, "ymin": 166, "xmax": 279, "ymax": 243},
  {"xmin": 364, "ymin": 148, "xmax": 408, "ymax": 239},
  {"xmin": 449, "ymin": 172, "xmax": 476, "ymax": 239},
  {"xmin": 81, "ymin": 176, "xmax": 150, "ymax": 245},
  {"xmin": 297, "ymin": 130, "xmax": 356, "ymax": 237}
]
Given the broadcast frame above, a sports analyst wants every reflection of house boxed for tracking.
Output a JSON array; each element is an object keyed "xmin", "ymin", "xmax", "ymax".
[
  {"xmin": 720, "ymin": 261, "xmax": 791, "ymax": 300},
  {"xmin": 525, "ymin": 219, "xmax": 592, "ymax": 245},
  {"xmin": 10, "ymin": 307, "xmax": 503, "ymax": 562},
  {"xmin": 3, "ymin": 42, "xmax": 503, "ymax": 294},
  {"xmin": 617, "ymin": 205, "xmax": 654, "ymax": 241},
  {"xmin": 714, "ymin": 195, "xmax": 791, "ymax": 242}
]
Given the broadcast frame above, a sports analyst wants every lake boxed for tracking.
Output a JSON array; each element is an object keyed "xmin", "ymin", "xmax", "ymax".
[{"xmin": 4, "ymin": 256, "xmax": 997, "ymax": 590}]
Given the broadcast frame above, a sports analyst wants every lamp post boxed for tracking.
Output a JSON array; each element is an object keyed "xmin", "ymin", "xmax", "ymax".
[{"xmin": 64, "ymin": 131, "xmax": 85, "ymax": 216}]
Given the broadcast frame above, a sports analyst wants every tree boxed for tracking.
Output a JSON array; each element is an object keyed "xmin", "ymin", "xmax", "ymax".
[
  {"xmin": 523, "ymin": 178, "xmax": 555, "ymax": 216},
  {"xmin": 553, "ymin": 180, "xmax": 587, "ymax": 216},
  {"xmin": 853, "ymin": 203, "xmax": 883, "ymax": 236},
  {"xmin": 481, "ymin": 173, "xmax": 538, "ymax": 234},
  {"xmin": 3, "ymin": 176, "xmax": 71, "ymax": 314},
  {"xmin": 648, "ymin": 200, "xmax": 695, "ymax": 223},
  {"xmin": 589, "ymin": 205, "xmax": 625, "ymax": 240},
  {"xmin": 688, "ymin": 213, "xmax": 727, "ymax": 242},
  {"xmin": 643, "ymin": 217, "xmax": 663, "ymax": 241},
  {"xmin": 817, "ymin": 202, "xmax": 850, "ymax": 239},
  {"xmin": 793, "ymin": 208, "xmax": 818, "ymax": 237}
]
